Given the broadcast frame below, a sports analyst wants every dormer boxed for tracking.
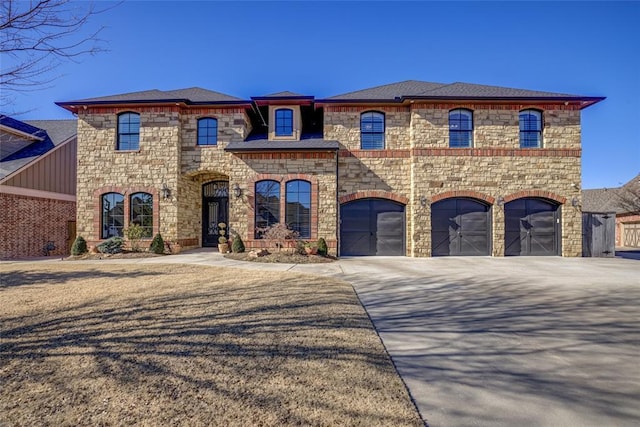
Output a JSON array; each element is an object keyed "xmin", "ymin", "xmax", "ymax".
[{"xmin": 251, "ymin": 92, "xmax": 314, "ymax": 141}]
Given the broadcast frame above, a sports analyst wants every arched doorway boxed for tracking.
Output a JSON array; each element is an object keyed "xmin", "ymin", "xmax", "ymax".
[
  {"xmin": 340, "ymin": 198, "xmax": 405, "ymax": 256},
  {"xmin": 504, "ymin": 198, "xmax": 561, "ymax": 256},
  {"xmin": 202, "ymin": 181, "xmax": 229, "ymax": 247},
  {"xmin": 431, "ymin": 198, "xmax": 491, "ymax": 256}
]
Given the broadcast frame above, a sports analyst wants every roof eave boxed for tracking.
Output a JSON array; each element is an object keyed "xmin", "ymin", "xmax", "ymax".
[
  {"xmin": 224, "ymin": 146, "xmax": 339, "ymax": 153},
  {"xmin": 56, "ymin": 99, "xmax": 251, "ymax": 113}
]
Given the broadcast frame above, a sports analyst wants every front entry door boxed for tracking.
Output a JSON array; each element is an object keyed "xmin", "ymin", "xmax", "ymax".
[{"xmin": 202, "ymin": 181, "xmax": 229, "ymax": 247}]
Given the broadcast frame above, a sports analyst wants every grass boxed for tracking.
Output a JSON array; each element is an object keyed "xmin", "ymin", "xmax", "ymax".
[{"xmin": 0, "ymin": 262, "xmax": 423, "ymax": 427}]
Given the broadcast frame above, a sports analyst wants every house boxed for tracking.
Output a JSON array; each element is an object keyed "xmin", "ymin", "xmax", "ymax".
[
  {"xmin": 56, "ymin": 80, "xmax": 604, "ymax": 257},
  {"xmin": 583, "ymin": 174, "xmax": 640, "ymax": 248},
  {"xmin": 0, "ymin": 115, "xmax": 77, "ymax": 258}
]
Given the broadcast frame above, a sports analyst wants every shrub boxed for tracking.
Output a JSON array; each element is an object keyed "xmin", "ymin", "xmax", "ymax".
[
  {"xmin": 232, "ymin": 235, "xmax": 245, "ymax": 253},
  {"xmin": 149, "ymin": 233, "xmax": 165, "ymax": 254},
  {"xmin": 71, "ymin": 236, "xmax": 88, "ymax": 256},
  {"xmin": 256, "ymin": 223, "xmax": 299, "ymax": 252},
  {"xmin": 97, "ymin": 237, "xmax": 124, "ymax": 254},
  {"xmin": 218, "ymin": 222, "xmax": 227, "ymax": 244},
  {"xmin": 317, "ymin": 237, "xmax": 328, "ymax": 256},
  {"xmin": 124, "ymin": 223, "xmax": 145, "ymax": 252}
]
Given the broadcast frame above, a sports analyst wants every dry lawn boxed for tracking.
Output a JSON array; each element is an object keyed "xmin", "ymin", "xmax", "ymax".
[{"xmin": 0, "ymin": 262, "xmax": 423, "ymax": 427}]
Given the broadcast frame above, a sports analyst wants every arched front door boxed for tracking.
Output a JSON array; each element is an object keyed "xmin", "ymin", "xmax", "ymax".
[
  {"xmin": 340, "ymin": 198, "xmax": 405, "ymax": 256},
  {"xmin": 504, "ymin": 198, "xmax": 560, "ymax": 256},
  {"xmin": 431, "ymin": 198, "xmax": 491, "ymax": 256},
  {"xmin": 202, "ymin": 181, "xmax": 229, "ymax": 247}
]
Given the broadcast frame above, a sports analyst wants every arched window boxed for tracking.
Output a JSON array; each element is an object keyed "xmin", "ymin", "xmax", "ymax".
[
  {"xmin": 101, "ymin": 192, "xmax": 124, "ymax": 238},
  {"xmin": 519, "ymin": 109, "xmax": 543, "ymax": 148},
  {"xmin": 286, "ymin": 180, "xmax": 311, "ymax": 238},
  {"xmin": 197, "ymin": 117, "xmax": 218, "ymax": 145},
  {"xmin": 255, "ymin": 180, "xmax": 280, "ymax": 238},
  {"xmin": 275, "ymin": 108, "xmax": 293, "ymax": 136},
  {"xmin": 449, "ymin": 109, "xmax": 473, "ymax": 148},
  {"xmin": 360, "ymin": 111, "xmax": 385, "ymax": 149},
  {"xmin": 130, "ymin": 192, "xmax": 153, "ymax": 237},
  {"xmin": 117, "ymin": 112, "xmax": 140, "ymax": 150}
]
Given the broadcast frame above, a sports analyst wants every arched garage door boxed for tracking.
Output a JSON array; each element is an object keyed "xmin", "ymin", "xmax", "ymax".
[
  {"xmin": 340, "ymin": 199, "xmax": 405, "ymax": 256},
  {"xmin": 431, "ymin": 198, "xmax": 491, "ymax": 256},
  {"xmin": 505, "ymin": 198, "xmax": 560, "ymax": 256}
]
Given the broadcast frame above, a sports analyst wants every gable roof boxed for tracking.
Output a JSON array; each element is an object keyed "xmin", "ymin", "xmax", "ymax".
[
  {"xmin": 322, "ymin": 79, "xmax": 604, "ymax": 108},
  {"xmin": 56, "ymin": 87, "xmax": 248, "ymax": 112},
  {"xmin": 582, "ymin": 173, "xmax": 640, "ymax": 214},
  {"xmin": 0, "ymin": 117, "xmax": 76, "ymax": 180}
]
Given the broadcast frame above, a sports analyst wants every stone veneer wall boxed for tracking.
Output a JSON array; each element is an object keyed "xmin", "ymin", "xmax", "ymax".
[{"xmin": 325, "ymin": 103, "xmax": 583, "ymax": 257}]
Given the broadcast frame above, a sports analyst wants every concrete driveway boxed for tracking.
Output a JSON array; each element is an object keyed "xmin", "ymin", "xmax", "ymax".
[{"xmin": 339, "ymin": 256, "xmax": 640, "ymax": 427}]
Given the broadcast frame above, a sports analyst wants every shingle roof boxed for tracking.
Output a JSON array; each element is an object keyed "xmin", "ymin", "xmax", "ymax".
[
  {"xmin": 582, "ymin": 173, "xmax": 640, "ymax": 214},
  {"xmin": 261, "ymin": 91, "xmax": 308, "ymax": 97},
  {"xmin": 0, "ymin": 118, "xmax": 76, "ymax": 180},
  {"xmin": 324, "ymin": 79, "xmax": 602, "ymax": 102},
  {"xmin": 225, "ymin": 138, "xmax": 339, "ymax": 152},
  {"xmin": 59, "ymin": 87, "xmax": 244, "ymax": 104}
]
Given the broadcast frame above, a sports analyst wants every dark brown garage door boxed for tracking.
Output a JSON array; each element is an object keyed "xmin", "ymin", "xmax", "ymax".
[
  {"xmin": 340, "ymin": 199, "xmax": 405, "ymax": 256},
  {"xmin": 431, "ymin": 198, "xmax": 491, "ymax": 256},
  {"xmin": 505, "ymin": 198, "xmax": 560, "ymax": 256}
]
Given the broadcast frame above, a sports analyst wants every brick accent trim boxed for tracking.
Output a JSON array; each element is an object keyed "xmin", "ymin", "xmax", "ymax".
[
  {"xmin": 325, "ymin": 106, "xmax": 409, "ymax": 113},
  {"xmin": 247, "ymin": 173, "xmax": 320, "ymax": 241},
  {"xmin": 411, "ymin": 148, "xmax": 581, "ymax": 157},
  {"xmin": 410, "ymin": 103, "xmax": 582, "ymax": 111},
  {"xmin": 339, "ymin": 191, "xmax": 409, "ymax": 205},
  {"xmin": 431, "ymin": 191, "xmax": 496, "ymax": 205},
  {"xmin": 92, "ymin": 185, "xmax": 160, "ymax": 241},
  {"xmin": 339, "ymin": 149, "xmax": 411, "ymax": 158},
  {"xmin": 237, "ymin": 152, "xmax": 334, "ymax": 160},
  {"xmin": 503, "ymin": 190, "xmax": 566, "ymax": 204}
]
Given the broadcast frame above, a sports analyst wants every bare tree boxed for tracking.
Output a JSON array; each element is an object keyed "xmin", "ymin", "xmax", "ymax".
[
  {"xmin": 1, "ymin": 0, "xmax": 112, "ymax": 103},
  {"xmin": 614, "ymin": 176, "xmax": 640, "ymax": 215}
]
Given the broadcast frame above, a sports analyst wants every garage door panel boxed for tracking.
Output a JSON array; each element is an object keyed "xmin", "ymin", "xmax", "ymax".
[
  {"xmin": 341, "ymin": 232, "xmax": 370, "ymax": 256},
  {"xmin": 461, "ymin": 234, "xmax": 491, "ymax": 255},
  {"xmin": 505, "ymin": 198, "xmax": 559, "ymax": 256},
  {"xmin": 432, "ymin": 231, "xmax": 454, "ymax": 256},
  {"xmin": 340, "ymin": 199, "xmax": 405, "ymax": 256},
  {"xmin": 431, "ymin": 198, "xmax": 490, "ymax": 256}
]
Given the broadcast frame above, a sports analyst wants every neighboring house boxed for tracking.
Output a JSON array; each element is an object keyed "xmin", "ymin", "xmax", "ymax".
[
  {"xmin": 56, "ymin": 80, "xmax": 604, "ymax": 257},
  {"xmin": 583, "ymin": 174, "xmax": 640, "ymax": 248},
  {"xmin": 0, "ymin": 115, "xmax": 77, "ymax": 258}
]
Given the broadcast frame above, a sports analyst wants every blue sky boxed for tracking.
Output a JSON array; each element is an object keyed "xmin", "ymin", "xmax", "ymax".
[{"xmin": 6, "ymin": 1, "xmax": 639, "ymax": 189}]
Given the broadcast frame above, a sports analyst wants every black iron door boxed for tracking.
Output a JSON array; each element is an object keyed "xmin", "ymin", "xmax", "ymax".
[
  {"xmin": 505, "ymin": 198, "xmax": 560, "ymax": 256},
  {"xmin": 340, "ymin": 199, "xmax": 405, "ymax": 256},
  {"xmin": 202, "ymin": 181, "xmax": 229, "ymax": 247},
  {"xmin": 431, "ymin": 198, "xmax": 491, "ymax": 256}
]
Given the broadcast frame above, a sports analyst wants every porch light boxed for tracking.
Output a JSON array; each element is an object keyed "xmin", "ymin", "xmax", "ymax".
[
  {"xmin": 233, "ymin": 183, "xmax": 242, "ymax": 198},
  {"xmin": 571, "ymin": 197, "xmax": 579, "ymax": 207},
  {"xmin": 497, "ymin": 196, "xmax": 505, "ymax": 206},
  {"xmin": 161, "ymin": 183, "xmax": 171, "ymax": 200},
  {"xmin": 420, "ymin": 196, "xmax": 427, "ymax": 207}
]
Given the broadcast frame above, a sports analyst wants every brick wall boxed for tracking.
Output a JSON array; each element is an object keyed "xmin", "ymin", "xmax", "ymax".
[{"xmin": 0, "ymin": 193, "xmax": 75, "ymax": 258}]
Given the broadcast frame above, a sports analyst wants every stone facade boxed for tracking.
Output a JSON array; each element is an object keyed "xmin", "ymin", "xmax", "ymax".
[{"xmin": 71, "ymin": 90, "xmax": 590, "ymax": 257}]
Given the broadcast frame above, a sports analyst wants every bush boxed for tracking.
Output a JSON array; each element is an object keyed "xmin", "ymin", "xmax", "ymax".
[
  {"xmin": 232, "ymin": 235, "xmax": 245, "ymax": 253},
  {"xmin": 97, "ymin": 237, "xmax": 124, "ymax": 254},
  {"xmin": 317, "ymin": 237, "xmax": 328, "ymax": 256},
  {"xmin": 124, "ymin": 223, "xmax": 145, "ymax": 252},
  {"xmin": 71, "ymin": 236, "xmax": 88, "ymax": 256},
  {"xmin": 149, "ymin": 233, "xmax": 165, "ymax": 254},
  {"xmin": 256, "ymin": 223, "xmax": 299, "ymax": 252}
]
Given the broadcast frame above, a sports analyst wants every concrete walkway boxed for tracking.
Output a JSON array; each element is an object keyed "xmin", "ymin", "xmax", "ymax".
[{"xmin": 5, "ymin": 251, "xmax": 640, "ymax": 426}]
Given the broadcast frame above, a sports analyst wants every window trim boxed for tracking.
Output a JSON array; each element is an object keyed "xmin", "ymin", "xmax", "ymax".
[
  {"xmin": 101, "ymin": 192, "xmax": 125, "ymax": 239},
  {"xmin": 117, "ymin": 112, "xmax": 140, "ymax": 151},
  {"xmin": 274, "ymin": 108, "xmax": 294, "ymax": 137},
  {"xmin": 130, "ymin": 192, "xmax": 153, "ymax": 238},
  {"xmin": 360, "ymin": 111, "xmax": 385, "ymax": 149},
  {"xmin": 285, "ymin": 180, "xmax": 311, "ymax": 239},
  {"xmin": 448, "ymin": 108, "xmax": 474, "ymax": 148},
  {"xmin": 519, "ymin": 109, "xmax": 543, "ymax": 148},
  {"xmin": 255, "ymin": 179, "xmax": 281, "ymax": 238},
  {"xmin": 197, "ymin": 117, "xmax": 218, "ymax": 146}
]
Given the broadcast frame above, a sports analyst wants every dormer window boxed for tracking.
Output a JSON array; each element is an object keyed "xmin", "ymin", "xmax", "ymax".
[{"xmin": 275, "ymin": 108, "xmax": 293, "ymax": 136}]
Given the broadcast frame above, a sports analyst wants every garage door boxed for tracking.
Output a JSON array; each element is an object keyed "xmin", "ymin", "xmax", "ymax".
[
  {"xmin": 622, "ymin": 222, "xmax": 640, "ymax": 247},
  {"xmin": 505, "ymin": 198, "xmax": 560, "ymax": 256},
  {"xmin": 431, "ymin": 198, "xmax": 491, "ymax": 256},
  {"xmin": 340, "ymin": 199, "xmax": 405, "ymax": 256}
]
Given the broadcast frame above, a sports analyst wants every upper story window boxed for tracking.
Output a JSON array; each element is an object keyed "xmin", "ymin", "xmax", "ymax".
[
  {"xmin": 360, "ymin": 111, "xmax": 385, "ymax": 149},
  {"xmin": 117, "ymin": 112, "xmax": 140, "ymax": 151},
  {"xmin": 286, "ymin": 180, "xmax": 311, "ymax": 238},
  {"xmin": 197, "ymin": 117, "xmax": 218, "ymax": 146},
  {"xmin": 102, "ymin": 192, "xmax": 124, "ymax": 239},
  {"xmin": 275, "ymin": 108, "xmax": 293, "ymax": 136},
  {"xmin": 519, "ymin": 109, "xmax": 543, "ymax": 148},
  {"xmin": 255, "ymin": 180, "xmax": 280, "ymax": 238},
  {"xmin": 130, "ymin": 192, "xmax": 153, "ymax": 237},
  {"xmin": 449, "ymin": 109, "xmax": 473, "ymax": 148}
]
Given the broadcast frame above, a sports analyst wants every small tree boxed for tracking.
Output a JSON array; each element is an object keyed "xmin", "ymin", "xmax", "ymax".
[
  {"xmin": 317, "ymin": 237, "xmax": 328, "ymax": 256},
  {"xmin": 218, "ymin": 223, "xmax": 227, "ymax": 244},
  {"xmin": 124, "ymin": 223, "xmax": 145, "ymax": 252},
  {"xmin": 257, "ymin": 223, "xmax": 299, "ymax": 252},
  {"xmin": 232, "ymin": 234, "xmax": 245, "ymax": 253},
  {"xmin": 149, "ymin": 233, "xmax": 165, "ymax": 254},
  {"xmin": 71, "ymin": 236, "xmax": 88, "ymax": 255}
]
